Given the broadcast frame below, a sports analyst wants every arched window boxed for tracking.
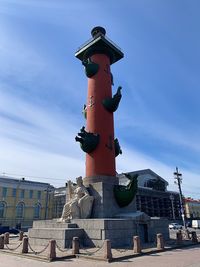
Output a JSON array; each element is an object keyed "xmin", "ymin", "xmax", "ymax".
[
  {"xmin": 0, "ymin": 202, "xmax": 6, "ymax": 218},
  {"xmin": 16, "ymin": 202, "xmax": 24, "ymax": 218},
  {"xmin": 34, "ymin": 203, "xmax": 41, "ymax": 219}
]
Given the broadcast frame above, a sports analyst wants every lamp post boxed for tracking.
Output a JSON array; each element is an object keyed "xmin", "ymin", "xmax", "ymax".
[
  {"xmin": 174, "ymin": 167, "xmax": 187, "ymax": 229},
  {"xmin": 169, "ymin": 194, "xmax": 175, "ymax": 220},
  {"xmin": 44, "ymin": 185, "xmax": 51, "ymax": 220}
]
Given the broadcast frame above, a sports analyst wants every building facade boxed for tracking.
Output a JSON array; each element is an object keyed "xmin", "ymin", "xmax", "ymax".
[
  {"xmin": 184, "ymin": 198, "xmax": 200, "ymax": 219},
  {"xmin": 53, "ymin": 186, "xmax": 67, "ymax": 218},
  {"xmin": 0, "ymin": 175, "xmax": 54, "ymax": 229},
  {"xmin": 118, "ymin": 169, "xmax": 181, "ymax": 219},
  {"xmin": 53, "ymin": 169, "xmax": 181, "ymax": 220}
]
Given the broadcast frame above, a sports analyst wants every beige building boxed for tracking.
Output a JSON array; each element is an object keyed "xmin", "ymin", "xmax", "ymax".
[
  {"xmin": 0, "ymin": 175, "xmax": 54, "ymax": 229},
  {"xmin": 53, "ymin": 186, "xmax": 67, "ymax": 218},
  {"xmin": 184, "ymin": 197, "xmax": 200, "ymax": 219}
]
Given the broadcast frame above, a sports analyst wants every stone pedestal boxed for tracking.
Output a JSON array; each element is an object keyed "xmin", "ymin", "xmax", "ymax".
[
  {"xmin": 84, "ymin": 178, "xmax": 137, "ymax": 218},
  {"xmin": 0, "ymin": 235, "xmax": 4, "ymax": 249},
  {"xmin": 156, "ymin": 233, "xmax": 164, "ymax": 250},
  {"xmin": 28, "ymin": 217, "xmax": 169, "ymax": 249},
  {"xmin": 48, "ymin": 240, "xmax": 56, "ymax": 260},
  {"xmin": 104, "ymin": 239, "xmax": 112, "ymax": 261},
  {"xmin": 22, "ymin": 237, "xmax": 28, "ymax": 253},
  {"xmin": 133, "ymin": 236, "xmax": 141, "ymax": 253},
  {"xmin": 28, "ymin": 220, "xmax": 84, "ymax": 248},
  {"xmin": 4, "ymin": 232, "xmax": 9, "ymax": 244},
  {"xmin": 176, "ymin": 230, "xmax": 183, "ymax": 245},
  {"xmin": 72, "ymin": 237, "xmax": 80, "ymax": 254},
  {"xmin": 191, "ymin": 231, "xmax": 198, "ymax": 243}
]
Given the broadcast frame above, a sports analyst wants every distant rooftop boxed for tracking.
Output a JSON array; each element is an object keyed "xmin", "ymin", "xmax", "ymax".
[
  {"xmin": 185, "ymin": 197, "xmax": 200, "ymax": 203},
  {"xmin": 0, "ymin": 175, "xmax": 54, "ymax": 189},
  {"xmin": 118, "ymin": 169, "xmax": 169, "ymax": 186}
]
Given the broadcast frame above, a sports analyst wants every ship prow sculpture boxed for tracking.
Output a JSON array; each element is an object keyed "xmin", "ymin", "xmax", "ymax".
[{"xmin": 114, "ymin": 174, "xmax": 138, "ymax": 208}]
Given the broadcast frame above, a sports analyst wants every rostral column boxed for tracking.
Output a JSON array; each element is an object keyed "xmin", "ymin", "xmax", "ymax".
[{"xmin": 75, "ymin": 26, "xmax": 123, "ymax": 186}]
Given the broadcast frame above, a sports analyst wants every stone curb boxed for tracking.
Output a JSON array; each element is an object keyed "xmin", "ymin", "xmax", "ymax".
[
  {"xmin": 0, "ymin": 241, "xmax": 199, "ymax": 263},
  {"xmin": 0, "ymin": 249, "xmax": 75, "ymax": 262},
  {"xmin": 75, "ymin": 242, "xmax": 200, "ymax": 263},
  {"xmin": 0, "ymin": 249, "xmax": 50, "ymax": 262},
  {"xmin": 111, "ymin": 242, "xmax": 200, "ymax": 263},
  {"xmin": 76, "ymin": 254, "xmax": 111, "ymax": 263}
]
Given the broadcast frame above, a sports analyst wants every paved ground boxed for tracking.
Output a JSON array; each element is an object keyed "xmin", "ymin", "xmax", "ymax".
[{"xmin": 0, "ymin": 245, "xmax": 200, "ymax": 267}]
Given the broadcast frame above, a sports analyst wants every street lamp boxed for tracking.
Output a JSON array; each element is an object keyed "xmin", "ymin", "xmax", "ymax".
[
  {"xmin": 174, "ymin": 167, "xmax": 187, "ymax": 230},
  {"xmin": 169, "ymin": 194, "xmax": 175, "ymax": 220},
  {"xmin": 44, "ymin": 184, "xmax": 52, "ymax": 220}
]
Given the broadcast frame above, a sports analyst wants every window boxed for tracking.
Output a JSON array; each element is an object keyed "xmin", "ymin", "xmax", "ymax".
[
  {"xmin": 20, "ymin": 189, "xmax": 25, "ymax": 199},
  {"xmin": 16, "ymin": 202, "xmax": 24, "ymax": 218},
  {"xmin": 37, "ymin": 191, "xmax": 41, "ymax": 200},
  {"xmin": 29, "ymin": 190, "xmax": 33, "ymax": 199},
  {"xmin": 34, "ymin": 203, "xmax": 41, "ymax": 219},
  {"xmin": 0, "ymin": 202, "xmax": 6, "ymax": 218},
  {"xmin": 12, "ymin": 188, "xmax": 16, "ymax": 197},
  {"xmin": 2, "ymin": 187, "xmax": 7, "ymax": 198}
]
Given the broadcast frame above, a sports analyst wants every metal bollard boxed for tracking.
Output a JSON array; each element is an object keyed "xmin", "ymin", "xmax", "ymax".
[
  {"xmin": 176, "ymin": 230, "xmax": 182, "ymax": 245},
  {"xmin": 104, "ymin": 239, "xmax": 112, "ymax": 261},
  {"xmin": 19, "ymin": 231, "xmax": 24, "ymax": 241},
  {"xmin": 156, "ymin": 233, "xmax": 164, "ymax": 250},
  {"xmin": 21, "ymin": 237, "xmax": 29, "ymax": 253},
  {"xmin": 191, "ymin": 231, "xmax": 198, "ymax": 243},
  {"xmin": 133, "ymin": 236, "xmax": 141, "ymax": 254},
  {"xmin": 72, "ymin": 237, "xmax": 79, "ymax": 255},
  {"xmin": 0, "ymin": 235, "xmax": 4, "ymax": 249},
  {"xmin": 48, "ymin": 240, "xmax": 56, "ymax": 260},
  {"xmin": 4, "ymin": 232, "xmax": 9, "ymax": 245}
]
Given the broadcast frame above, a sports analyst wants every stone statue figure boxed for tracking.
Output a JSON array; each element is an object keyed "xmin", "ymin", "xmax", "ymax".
[{"xmin": 59, "ymin": 176, "xmax": 94, "ymax": 221}]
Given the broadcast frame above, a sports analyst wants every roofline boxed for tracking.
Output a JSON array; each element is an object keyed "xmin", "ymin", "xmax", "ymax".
[
  {"xmin": 0, "ymin": 175, "xmax": 54, "ymax": 188},
  {"xmin": 118, "ymin": 169, "xmax": 169, "ymax": 186},
  {"xmin": 184, "ymin": 198, "xmax": 200, "ymax": 203}
]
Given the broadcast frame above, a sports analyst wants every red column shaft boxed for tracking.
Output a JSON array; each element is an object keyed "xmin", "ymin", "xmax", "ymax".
[{"xmin": 86, "ymin": 54, "xmax": 116, "ymax": 177}]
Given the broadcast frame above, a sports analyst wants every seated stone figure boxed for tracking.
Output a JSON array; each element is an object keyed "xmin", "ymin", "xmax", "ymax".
[{"xmin": 59, "ymin": 176, "xmax": 94, "ymax": 221}]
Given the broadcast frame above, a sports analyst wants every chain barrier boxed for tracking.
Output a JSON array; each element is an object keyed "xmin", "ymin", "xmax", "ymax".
[
  {"xmin": 80, "ymin": 241, "xmax": 105, "ymax": 255},
  {"xmin": 169, "ymin": 239, "xmax": 178, "ymax": 246},
  {"xmin": 9, "ymin": 235, "xmax": 19, "ymax": 239},
  {"xmin": 112, "ymin": 243, "xmax": 133, "ymax": 253},
  {"xmin": 153, "ymin": 240, "xmax": 157, "ymax": 247},
  {"xmin": 55, "ymin": 242, "xmax": 72, "ymax": 253},
  {"xmin": 28, "ymin": 241, "xmax": 49, "ymax": 255},
  {"xmin": 112, "ymin": 248, "xmax": 128, "ymax": 253},
  {"xmin": 5, "ymin": 242, "xmax": 23, "ymax": 251}
]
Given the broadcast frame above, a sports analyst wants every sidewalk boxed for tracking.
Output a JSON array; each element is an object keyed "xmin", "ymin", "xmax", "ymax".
[
  {"xmin": 0, "ymin": 245, "xmax": 200, "ymax": 267},
  {"xmin": 1, "ymin": 233, "xmax": 198, "ymax": 261},
  {"xmin": 0, "ymin": 233, "xmax": 200, "ymax": 267}
]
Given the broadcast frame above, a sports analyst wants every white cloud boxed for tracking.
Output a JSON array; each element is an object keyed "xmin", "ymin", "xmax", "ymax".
[
  {"xmin": 0, "ymin": 135, "xmax": 84, "ymax": 187},
  {"xmin": 0, "ymin": 90, "xmax": 85, "ymax": 186}
]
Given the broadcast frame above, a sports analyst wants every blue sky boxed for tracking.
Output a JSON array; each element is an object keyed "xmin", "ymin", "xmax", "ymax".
[{"xmin": 0, "ymin": 0, "xmax": 200, "ymax": 198}]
